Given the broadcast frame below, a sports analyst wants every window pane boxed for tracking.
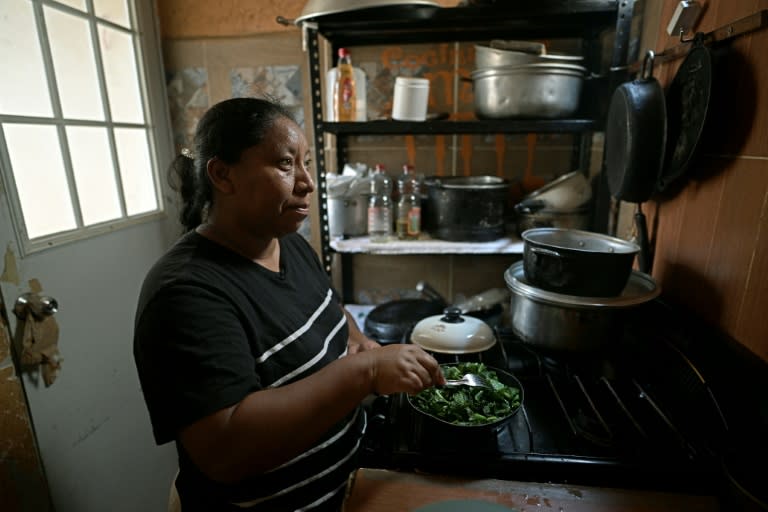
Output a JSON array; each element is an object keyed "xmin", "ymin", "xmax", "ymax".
[
  {"xmin": 66, "ymin": 126, "xmax": 122, "ymax": 225},
  {"xmin": 0, "ymin": 0, "xmax": 53, "ymax": 116},
  {"xmin": 114, "ymin": 128, "xmax": 157, "ymax": 215},
  {"xmin": 53, "ymin": 0, "xmax": 87, "ymax": 11},
  {"xmin": 4, "ymin": 124, "xmax": 77, "ymax": 238},
  {"xmin": 94, "ymin": 0, "xmax": 130, "ymax": 28},
  {"xmin": 45, "ymin": 6, "xmax": 104, "ymax": 120},
  {"xmin": 99, "ymin": 25, "xmax": 144, "ymax": 123}
]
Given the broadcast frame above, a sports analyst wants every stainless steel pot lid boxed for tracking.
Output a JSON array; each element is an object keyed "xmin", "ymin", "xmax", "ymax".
[
  {"xmin": 295, "ymin": 0, "xmax": 440, "ymax": 25},
  {"xmin": 504, "ymin": 260, "xmax": 660, "ymax": 308}
]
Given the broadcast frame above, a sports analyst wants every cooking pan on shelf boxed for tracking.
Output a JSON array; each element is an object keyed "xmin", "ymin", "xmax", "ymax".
[
  {"xmin": 605, "ymin": 50, "xmax": 666, "ymax": 274},
  {"xmin": 657, "ymin": 32, "xmax": 713, "ymax": 193}
]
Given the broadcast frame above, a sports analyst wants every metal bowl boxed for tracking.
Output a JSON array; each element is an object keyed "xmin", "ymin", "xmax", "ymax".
[
  {"xmin": 295, "ymin": 0, "xmax": 440, "ymax": 25},
  {"xmin": 470, "ymin": 63, "xmax": 587, "ymax": 119}
]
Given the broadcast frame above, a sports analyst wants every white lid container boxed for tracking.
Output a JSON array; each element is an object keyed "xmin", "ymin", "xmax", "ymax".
[
  {"xmin": 410, "ymin": 307, "xmax": 496, "ymax": 354},
  {"xmin": 392, "ymin": 76, "xmax": 430, "ymax": 121}
]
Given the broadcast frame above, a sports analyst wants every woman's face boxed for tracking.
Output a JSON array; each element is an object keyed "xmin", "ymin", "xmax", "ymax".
[{"xmin": 227, "ymin": 116, "xmax": 315, "ymax": 238}]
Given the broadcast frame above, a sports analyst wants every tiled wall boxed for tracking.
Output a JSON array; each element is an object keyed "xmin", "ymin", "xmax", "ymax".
[{"xmin": 638, "ymin": 0, "xmax": 768, "ymax": 361}]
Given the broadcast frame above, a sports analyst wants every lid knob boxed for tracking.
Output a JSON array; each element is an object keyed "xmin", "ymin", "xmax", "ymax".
[{"xmin": 440, "ymin": 306, "xmax": 465, "ymax": 324}]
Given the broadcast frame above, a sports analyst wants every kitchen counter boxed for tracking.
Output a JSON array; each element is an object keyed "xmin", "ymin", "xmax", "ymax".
[{"xmin": 342, "ymin": 468, "xmax": 719, "ymax": 512}]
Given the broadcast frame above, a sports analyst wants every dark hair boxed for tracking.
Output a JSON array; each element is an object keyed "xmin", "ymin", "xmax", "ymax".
[{"xmin": 168, "ymin": 97, "xmax": 297, "ymax": 231}]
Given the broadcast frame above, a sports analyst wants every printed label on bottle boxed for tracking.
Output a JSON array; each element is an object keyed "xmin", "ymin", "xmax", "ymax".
[
  {"xmin": 407, "ymin": 207, "xmax": 421, "ymax": 236},
  {"xmin": 368, "ymin": 206, "xmax": 391, "ymax": 234}
]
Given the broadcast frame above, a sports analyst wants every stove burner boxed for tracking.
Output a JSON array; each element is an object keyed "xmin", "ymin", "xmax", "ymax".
[{"xmin": 361, "ymin": 324, "xmax": 728, "ymax": 493}]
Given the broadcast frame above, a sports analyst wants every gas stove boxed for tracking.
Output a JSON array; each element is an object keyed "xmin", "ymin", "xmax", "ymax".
[{"xmin": 359, "ymin": 301, "xmax": 748, "ymax": 498}]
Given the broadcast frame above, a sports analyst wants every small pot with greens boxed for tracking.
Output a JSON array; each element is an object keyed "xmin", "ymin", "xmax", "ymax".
[{"xmin": 408, "ymin": 362, "xmax": 523, "ymax": 434}]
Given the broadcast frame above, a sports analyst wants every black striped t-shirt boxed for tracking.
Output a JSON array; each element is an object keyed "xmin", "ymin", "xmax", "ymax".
[{"xmin": 133, "ymin": 231, "xmax": 363, "ymax": 511}]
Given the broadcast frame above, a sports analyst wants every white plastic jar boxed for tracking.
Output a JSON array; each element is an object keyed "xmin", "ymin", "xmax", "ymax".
[{"xmin": 392, "ymin": 77, "xmax": 430, "ymax": 121}]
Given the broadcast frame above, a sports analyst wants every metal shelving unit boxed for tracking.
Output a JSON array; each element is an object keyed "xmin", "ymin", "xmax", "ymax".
[{"xmin": 304, "ymin": 1, "xmax": 637, "ymax": 302}]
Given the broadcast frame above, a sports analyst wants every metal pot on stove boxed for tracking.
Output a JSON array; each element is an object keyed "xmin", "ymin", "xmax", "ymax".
[{"xmin": 504, "ymin": 260, "xmax": 660, "ymax": 352}]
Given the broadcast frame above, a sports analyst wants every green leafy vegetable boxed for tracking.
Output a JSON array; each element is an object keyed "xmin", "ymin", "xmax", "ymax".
[{"xmin": 409, "ymin": 362, "xmax": 522, "ymax": 426}]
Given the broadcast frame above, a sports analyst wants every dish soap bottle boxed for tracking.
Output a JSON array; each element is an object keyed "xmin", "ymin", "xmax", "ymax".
[{"xmin": 333, "ymin": 48, "xmax": 357, "ymax": 122}]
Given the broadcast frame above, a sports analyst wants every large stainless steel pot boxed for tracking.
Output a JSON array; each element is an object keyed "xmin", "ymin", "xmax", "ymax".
[
  {"xmin": 470, "ymin": 63, "xmax": 587, "ymax": 119},
  {"xmin": 504, "ymin": 261, "xmax": 659, "ymax": 352}
]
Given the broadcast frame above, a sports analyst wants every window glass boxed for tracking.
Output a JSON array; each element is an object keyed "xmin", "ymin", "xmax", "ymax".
[
  {"xmin": 45, "ymin": 5, "xmax": 104, "ymax": 120},
  {"xmin": 53, "ymin": 0, "xmax": 87, "ymax": 11},
  {"xmin": 99, "ymin": 24, "xmax": 144, "ymax": 123},
  {"xmin": 94, "ymin": 0, "xmax": 130, "ymax": 28},
  {"xmin": 66, "ymin": 126, "xmax": 122, "ymax": 225},
  {"xmin": 115, "ymin": 128, "xmax": 157, "ymax": 215},
  {"xmin": 4, "ymin": 124, "xmax": 77, "ymax": 238},
  {"xmin": 0, "ymin": 0, "xmax": 53, "ymax": 117}
]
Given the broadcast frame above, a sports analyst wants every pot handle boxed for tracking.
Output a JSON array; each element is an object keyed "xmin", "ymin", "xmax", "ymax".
[{"xmin": 529, "ymin": 246, "xmax": 563, "ymax": 258}]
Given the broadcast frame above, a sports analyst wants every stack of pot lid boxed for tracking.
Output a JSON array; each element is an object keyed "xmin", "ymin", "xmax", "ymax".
[{"xmin": 504, "ymin": 260, "xmax": 659, "ymax": 308}]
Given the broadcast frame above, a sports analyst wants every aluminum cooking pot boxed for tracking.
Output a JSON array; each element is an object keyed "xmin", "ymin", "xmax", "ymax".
[
  {"xmin": 522, "ymin": 228, "xmax": 639, "ymax": 297},
  {"xmin": 504, "ymin": 261, "xmax": 660, "ymax": 352},
  {"xmin": 470, "ymin": 62, "xmax": 587, "ymax": 119}
]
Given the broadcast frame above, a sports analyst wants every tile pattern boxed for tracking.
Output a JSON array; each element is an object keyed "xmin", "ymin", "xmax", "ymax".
[{"xmin": 166, "ymin": 67, "xmax": 209, "ymax": 151}]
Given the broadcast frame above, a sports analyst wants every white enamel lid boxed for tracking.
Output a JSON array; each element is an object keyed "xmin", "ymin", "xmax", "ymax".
[{"xmin": 410, "ymin": 307, "xmax": 496, "ymax": 354}]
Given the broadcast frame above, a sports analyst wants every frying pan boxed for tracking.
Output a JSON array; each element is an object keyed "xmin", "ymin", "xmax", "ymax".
[
  {"xmin": 604, "ymin": 50, "xmax": 667, "ymax": 274},
  {"xmin": 364, "ymin": 298, "xmax": 445, "ymax": 344},
  {"xmin": 657, "ymin": 32, "xmax": 712, "ymax": 192}
]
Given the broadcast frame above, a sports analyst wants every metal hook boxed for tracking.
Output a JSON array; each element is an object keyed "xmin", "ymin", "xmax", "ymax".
[
  {"xmin": 679, "ymin": 27, "xmax": 696, "ymax": 43},
  {"xmin": 641, "ymin": 50, "xmax": 656, "ymax": 79}
]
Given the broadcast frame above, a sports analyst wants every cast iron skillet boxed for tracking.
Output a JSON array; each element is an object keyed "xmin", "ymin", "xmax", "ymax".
[
  {"xmin": 605, "ymin": 50, "xmax": 667, "ymax": 274},
  {"xmin": 658, "ymin": 32, "xmax": 713, "ymax": 192}
]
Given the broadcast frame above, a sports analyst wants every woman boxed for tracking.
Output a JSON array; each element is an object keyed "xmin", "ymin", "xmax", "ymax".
[{"xmin": 133, "ymin": 97, "xmax": 444, "ymax": 511}]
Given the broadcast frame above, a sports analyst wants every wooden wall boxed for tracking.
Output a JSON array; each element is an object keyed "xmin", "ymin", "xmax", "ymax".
[{"xmin": 642, "ymin": 0, "xmax": 768, "ymax": 361}]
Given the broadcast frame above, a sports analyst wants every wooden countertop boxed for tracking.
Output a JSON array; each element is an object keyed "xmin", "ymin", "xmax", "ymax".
[{"xmin": 342, "ymin": 468, "xmax": 720, "ymax": 512}]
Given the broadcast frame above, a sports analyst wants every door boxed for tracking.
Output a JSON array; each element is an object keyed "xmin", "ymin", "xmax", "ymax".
[
  {"xmin": 0, "ymin": 290, "xmax": 52, "ymax": 510},
  {"xmin": 0, "ymin": 200, "xmax": 180, "ymax": 511}
]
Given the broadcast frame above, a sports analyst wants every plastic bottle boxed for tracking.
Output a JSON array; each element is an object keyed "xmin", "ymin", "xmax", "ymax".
[
  {"xmin": 333, "ymin": 48, "xmax": 357, "ymax": 122},
  {"xmin": 396, "ymin": 165, "xmax": 421, "ymax": 240},
  {"xmin": 326, "ymin": 67, "xmax": 366, "ymax": 121},
  {"xmin": 367, "ymin": 164, "xmax": 392, "ymax": 242}
]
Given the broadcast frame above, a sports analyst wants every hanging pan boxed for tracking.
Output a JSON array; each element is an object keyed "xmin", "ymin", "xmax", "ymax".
[
  {"xmin": 604, "ymin": 50, "xmax": 667, "ymax": 274},
  {"xmin": 657, "ymin": 32, "xmax": 713, "ymax": 192}
]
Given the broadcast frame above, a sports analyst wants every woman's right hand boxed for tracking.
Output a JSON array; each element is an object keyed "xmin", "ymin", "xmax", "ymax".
[{"xmin": 363, "ymin": 344, "xmax": 446, "ymax": 395}]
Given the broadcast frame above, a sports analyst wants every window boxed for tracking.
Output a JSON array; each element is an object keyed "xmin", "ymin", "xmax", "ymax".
[{"xmin": 0, "ymin": 0, "xmax": 172, "ymax": 252}]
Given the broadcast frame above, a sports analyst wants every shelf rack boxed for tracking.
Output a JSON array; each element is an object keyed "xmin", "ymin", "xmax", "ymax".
[{"xmin": 303, "ymin": 1, "xmax": 637, "ymax": 302}]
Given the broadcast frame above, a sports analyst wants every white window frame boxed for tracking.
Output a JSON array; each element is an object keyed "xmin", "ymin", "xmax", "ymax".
[{"xmin": 0, "ymin": 0, "xmax": 174, "ymax": 255}]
